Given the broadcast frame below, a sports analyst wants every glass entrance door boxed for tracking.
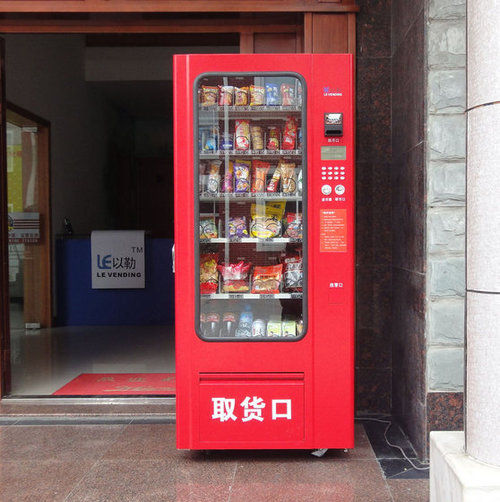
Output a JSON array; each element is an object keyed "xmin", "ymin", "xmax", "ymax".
[{"xmin": 195, "ymin": 73, "xmax": 307, "ymax": 340}]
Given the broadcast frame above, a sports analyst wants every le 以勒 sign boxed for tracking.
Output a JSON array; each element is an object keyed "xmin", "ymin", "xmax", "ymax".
[{"xmin": 91, "ymin": 230, "xmax": 145, "ymax": 289}]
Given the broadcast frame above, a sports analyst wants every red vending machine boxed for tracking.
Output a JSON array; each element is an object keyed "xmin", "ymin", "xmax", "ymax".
[{"xmin": 174, "ymin": 54, "xmax": 354, "ymax": 450}]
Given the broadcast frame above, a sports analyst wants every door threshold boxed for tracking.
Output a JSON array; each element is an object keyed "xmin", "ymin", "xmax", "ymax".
[{"xmin": 1, "ymin": 396, "xmax": 176, "ymax": 405}]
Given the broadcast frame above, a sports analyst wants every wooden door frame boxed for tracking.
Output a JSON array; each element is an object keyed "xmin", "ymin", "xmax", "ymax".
[{"xmin": 0, "ymin": 7, "xmax": 357, "ymax": 398}]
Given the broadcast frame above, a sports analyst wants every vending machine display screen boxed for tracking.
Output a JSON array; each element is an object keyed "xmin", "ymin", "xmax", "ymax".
[{"xmin": 321, "ymin": 145, "xmax": 346, "ymax": 160}]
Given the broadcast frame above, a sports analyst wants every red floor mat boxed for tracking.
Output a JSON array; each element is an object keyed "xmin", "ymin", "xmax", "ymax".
[{"xmin": 53, "ymin": 373, "xmax": 176, "ymax": 396}]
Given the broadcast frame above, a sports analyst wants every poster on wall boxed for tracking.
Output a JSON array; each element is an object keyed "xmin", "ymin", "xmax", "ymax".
[
  {"xmin": 8, "ymin": 212, "xmax": 40, "ymax": 244},
  {"xmin": 91, "ymin": 230, "xmax": 145, "ymax": 289}
]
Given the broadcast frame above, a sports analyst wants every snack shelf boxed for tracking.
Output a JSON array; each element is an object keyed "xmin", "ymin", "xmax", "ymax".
[
  {"xmin": 204, "ymin": 293, "xmax": 303, "ymax": 300},
  {"xmin": 199, "ymin": 105, "xmax": 302, "ymax": 115},
  {"xmin": 200, "ymin": 194, "xmax": 302, "ymax": 202},
  {"xmin": 200, "ymin": 237, "xmax": 301, "ymax": 244},
  {"xmin": 199, "ymin": 149, "xmax": 302, "ymax": 159}
]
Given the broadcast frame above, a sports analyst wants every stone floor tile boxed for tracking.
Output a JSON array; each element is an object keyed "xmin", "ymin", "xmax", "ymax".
[
  {"xmin": 387, "ymin": 479, "xmax": 430, "ymax": 502},
  {"xmin": 230, "ymin": 458, "xmax": 392, "ymax": 502},
  {"xmin": 0, "ymin": 460, "xmax": 94, "ymax": 502},
  {"xmin": 0, "ymin": 425, "xmax": 123, "ymax": 462},
  {"xmin": 65, "ymin": 459, "xmax": 236, "ymax": 502}
]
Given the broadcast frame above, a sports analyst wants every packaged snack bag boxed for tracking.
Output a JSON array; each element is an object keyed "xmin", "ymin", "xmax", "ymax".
[
  {"xmin": 234, "ymin": 159, "xmax": 251, "ymax": 193},
  {"xmin": 222, "ymin": 161, "xmax": 234, "ymax": 193},
  {"xmin": 206, "ymin": 160, "xmax": 221, "ymax": 195},
  {"xmin": 251, "ymin": 264, "xmax": 283, "ymax": 294},
  {"xmin": 217, "ymin": 261, "xmax": 251, "ymax": 293},
  {"xmin": 280, "ymin": 83, "xmax": 295, "ymax": 106},
  {"xmin": 283, "ymin": 212, "xmax": 303, "ymax": 239},
  {"xmin": 235, "ymin": 120, "xmax": 250, "ymax": 151},
  {"xmin": 234, "ymin": 86, "xmax": 249, "ymax": 106},
  {"xmin": 265, "ymin": 83, "xmax": 279, "ymax": 105},
  {"xmin": 202, "ymin": 126, "xmax": 218, "ymax": 151},
  {"xmin": 251, "ymin": 160, "xmax": 270, "ymax": 192},
  {"xmin": 220, "ymin": 133, "xmax": 234, "ymax": 151},
  {"xmin": 266, "ymin": 126, "xmax": 280, "ymax": 150},
  {"xmin": 282, "ymin": 116, "xmax": 298, "ymax": 150},
  {"xmin": 297, "ymin": 169, "xmax": 303, "ymax": 195},
  {"xmin": 199, "ymin": 216, "xmax": 218, "ymax": 239},
  {"xmin": 200, "ymin": 85, "xmax": 218, "ymax": 107},
  {"xmin": 250, "ymin": 85, "xmax": 265, "ymax": 106},
  {"xmin": 228, "ymin": 216, "xmax": 248, "ymax": 238},
  {"xmin": 200, "ymin": 253, "xmax": 219, "ymax": 294},
  {"xmin": 199, "ymin": 161, "xmax": 208, "ymax": 195},
  {"xmin": 250, "ymin": 125, "xmax": 264, "ymax": 150},
  {"xmin": 280, "ymin": 161, "xmax": 297, "ymax": 194},
  {"xmin": 218, "ymin": 85, "xmax": 234, "ymax": 106},
  {"xmin": 282, "ymin": 253, "xmax": 303, "ymax": 292},
  {"xmin": 249, "ymin": 201, "xmax": 285, "ymax": 238},
  {"xmin": 267, "ymin": 164, "xmax": 282, "ymax": 192},
  {"xmin": 267, "ymin": 320, "xmax": 282, "ymax": 337}
]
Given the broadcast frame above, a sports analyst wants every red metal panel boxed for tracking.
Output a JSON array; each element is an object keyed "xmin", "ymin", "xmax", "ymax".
[{"xmin": 174, "ymin": 54, "xmax": 354, "ymax": 450}]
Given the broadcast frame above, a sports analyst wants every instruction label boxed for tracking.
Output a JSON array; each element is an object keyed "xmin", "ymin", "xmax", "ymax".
[{"xmin": 320, "ymin": 209, "xmax": 347, "ymax": 252}]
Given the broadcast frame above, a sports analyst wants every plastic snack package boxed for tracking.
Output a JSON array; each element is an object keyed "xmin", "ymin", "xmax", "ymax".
[
  {"xmin": 251, "ymin": 160, "xmax": 270, "ymax": 192},
  {"xmin": 267, "ymin": 320, "xmax": 282, "ymax": 337},
  {"xmin": 280, "ymin": 161, "xmax": 297, "ymax": 194},
  {"xmin": 282, "ymin": 116, "xmax": 298, "ymax": 150},
  {"xmin": 217, "ymin": 261, "xmax": 251, "ymax": 293},
  {"xmin": 202, "ymin": 126, "xmax": 219, "ymax": 151},
  {"xmin": 280, "ymin": 83, "xmax": 295, "ymax": 106},
  {"xmin": 236, "ymin": 307, "xmax": 253, "ymax": 337},
  {"xmin": 218, "ymin": 85, "xmax": 234, "ymax": 106},
  {"xmin": 297, "ymin": 169, "xmax": 303, "ymax": 195},
  {"xmin": 228, "ymin": 216, "xmax": 248, "ymax": 238},
  {"xmin": 282, "ymin": 320, "xmax": 297, "ymax": 337},
  {"xmin": 235, "ymin": 120, "xmax": 250, "ymax": 151},
  {"xmin": 206, "ymin": 160, "xmax": 221, "ymax": 195},
  {"xmin": 250, "ymin": 85, "xmax": 265, "ymax": 106},
  {"xmin": 267, "ymin": 164, "xmax": 282, "ymax": 192},
  {"xmin": 283, "ymin": 212, "xmax": 303, "ymax": 239},
  {"xmin": 265, "ymin": 83, "xmax": 279, "ymax": 106},
  {"xmin": 220, "ymin": 133, "xmax": 234, "ymax": 151},
  {"xmin": 200, "ymin": 85, "xmax": 218, "ymax": 107},
  {"xmin": 199, "ymin": 216, "xmax": 218, "ymax": 239},
  {"xmin": 266, "ymin": 126, "xmax": 280, "ymax": 150},
  {"xmin": 251, "ymin": 264, "xmax": 283, "ymax": 294},
  {"xmin": 250, "ymin": 125, "xmax": 264, "ymax": 150},
  {"xmin": 200, "ymin": 253, "xmax": 219, "ymax": 294},
  {"xmin": 222, "ymin": 161, "xmax": 234, "ymax": 193},
  {"xmin": 234, "ymin": 159, "xmax": 251, "ymax": 193},
  {"xmin": 199, "ymin": 161, "xmax": 208, "ymax": 195},
  {"xmin": 250, "ymin": 201, "xmax": 285, "ymax": 238},
  {"xmin": 234, "ymin": 86, "xmax": 249, "ymax": 106},
  {"xmin": 282, "ymin": 252, "xmax": 303, "ymax": 292}
]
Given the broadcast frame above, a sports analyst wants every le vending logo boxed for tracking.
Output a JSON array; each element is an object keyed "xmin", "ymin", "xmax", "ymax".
[{"xmin": 323, "ymin": 86, "xmax": 343, "ymax": 97}]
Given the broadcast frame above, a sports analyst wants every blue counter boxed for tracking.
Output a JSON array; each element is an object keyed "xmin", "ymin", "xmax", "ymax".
[{"xmin": 56, "ymin": 237, "xmax": 174, "ymax": 326}]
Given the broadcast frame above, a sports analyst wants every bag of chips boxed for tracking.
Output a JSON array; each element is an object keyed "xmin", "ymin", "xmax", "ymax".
[
  {"xmin": 267, "ymin": 126, "xmax": 280, "ymax": 150},
  {"xmin": 234, "ymin": 86, "xmax": 249, "ymax": 106},
  {"xmin": 200, "ymin": 216, "xmax": 218, "ymax": 239},
  {"xmin": 251, "ymin": 264, "xmax": 283, "ymax": 294},
  {"xmin": 202, "ymin": 126, "xmax": 218, "ymax": 151},
  {"xmin": 283, "ymin": 212, "xmax": 303, "ymax": 239},
  {"xmin": 249, "ymin": 202, "xmax": 285, "ymax": 238},
  {"xmin": 280, "ymin": 161, "xmax": 297, "ymax": 194},
  {"xmin": 200, "ymin": 85, "xmax": 218, "ymax": 107},
  {"xmin": 235, "ymin": 120, "xmax": 250, "ymax": 151},
  {"xmin": 265, "ymin": 83, "xmax": 279, "ymax": 105},
  {"xmin": 250, "ymin": 85, "xmax": 265, "ymax": 106},
  {"xmin": 280, "ymin": 83, "xmax": 295, "ymax": 106},
  {"xmin": 282, "ymin": 116, "xmax": 298, "ymax": 150},
  {"xmin": 218, "ymin": 85, "xmax": 234, "ymax": 106},
  {"xmin": 234, "ymin": 159, "xmax": 251, "ymax": 193},
  {"xmin": 228, "ymin": 216, "xmax": 248, "ymax": 238},
  {"xmin": 267, "ymin": 165, "xmax": 281, "ymax": 192},
  {"xmin": 206, "ymin": 160, "xmax": 221, "ymax": 195},
  {"xmin": 222, "ymin": 161, "xmax": 234, "ymax": 193},
  {"xmin": 251, "ymin": 160, "xmax": 270, "ymax": 193},
  {"xmin": 200, "ymin": 253, "xmax": 219, "ymax": 294},
  {"xmin": 282, "ymin": 253, "xmax": 303, "ymax": 292},
  {"xmin": 218, "ymin": 261, "xmax": 251, "ymax": 293},
  {"xmin": 250, "ymin": 125, "xmax": 264, "ymax": 150}
]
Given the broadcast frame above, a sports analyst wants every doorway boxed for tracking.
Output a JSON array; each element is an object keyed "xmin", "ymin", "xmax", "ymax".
[{"xmin": 1, "ymin": 33, "xmax": 239, "ymax": 397}]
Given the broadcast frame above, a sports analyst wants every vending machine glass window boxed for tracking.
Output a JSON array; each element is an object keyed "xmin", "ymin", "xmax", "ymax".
[{"xmin": 195, "ymin": 73, "xmax": 307, "ymax": 340}]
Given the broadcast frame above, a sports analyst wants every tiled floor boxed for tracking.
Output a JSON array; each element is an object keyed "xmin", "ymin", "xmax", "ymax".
[{"xmin": 0, "ymin": 422, "xmax": 429, "ymax": 501}]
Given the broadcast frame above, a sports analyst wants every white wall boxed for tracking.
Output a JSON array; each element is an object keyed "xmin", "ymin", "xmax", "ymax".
[{"xmin": 4, "ymin": 34, "xmax": 114, "ymax": 236}]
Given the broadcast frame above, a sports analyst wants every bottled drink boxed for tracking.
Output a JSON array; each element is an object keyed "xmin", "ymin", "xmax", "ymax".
[
  {"xmin": 235, "ymin": 306, "xmax": 253, "ymax": 337},
  {"xmin": 220, "ymin": 312, "xmax": 236, "ymax": 337}
]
